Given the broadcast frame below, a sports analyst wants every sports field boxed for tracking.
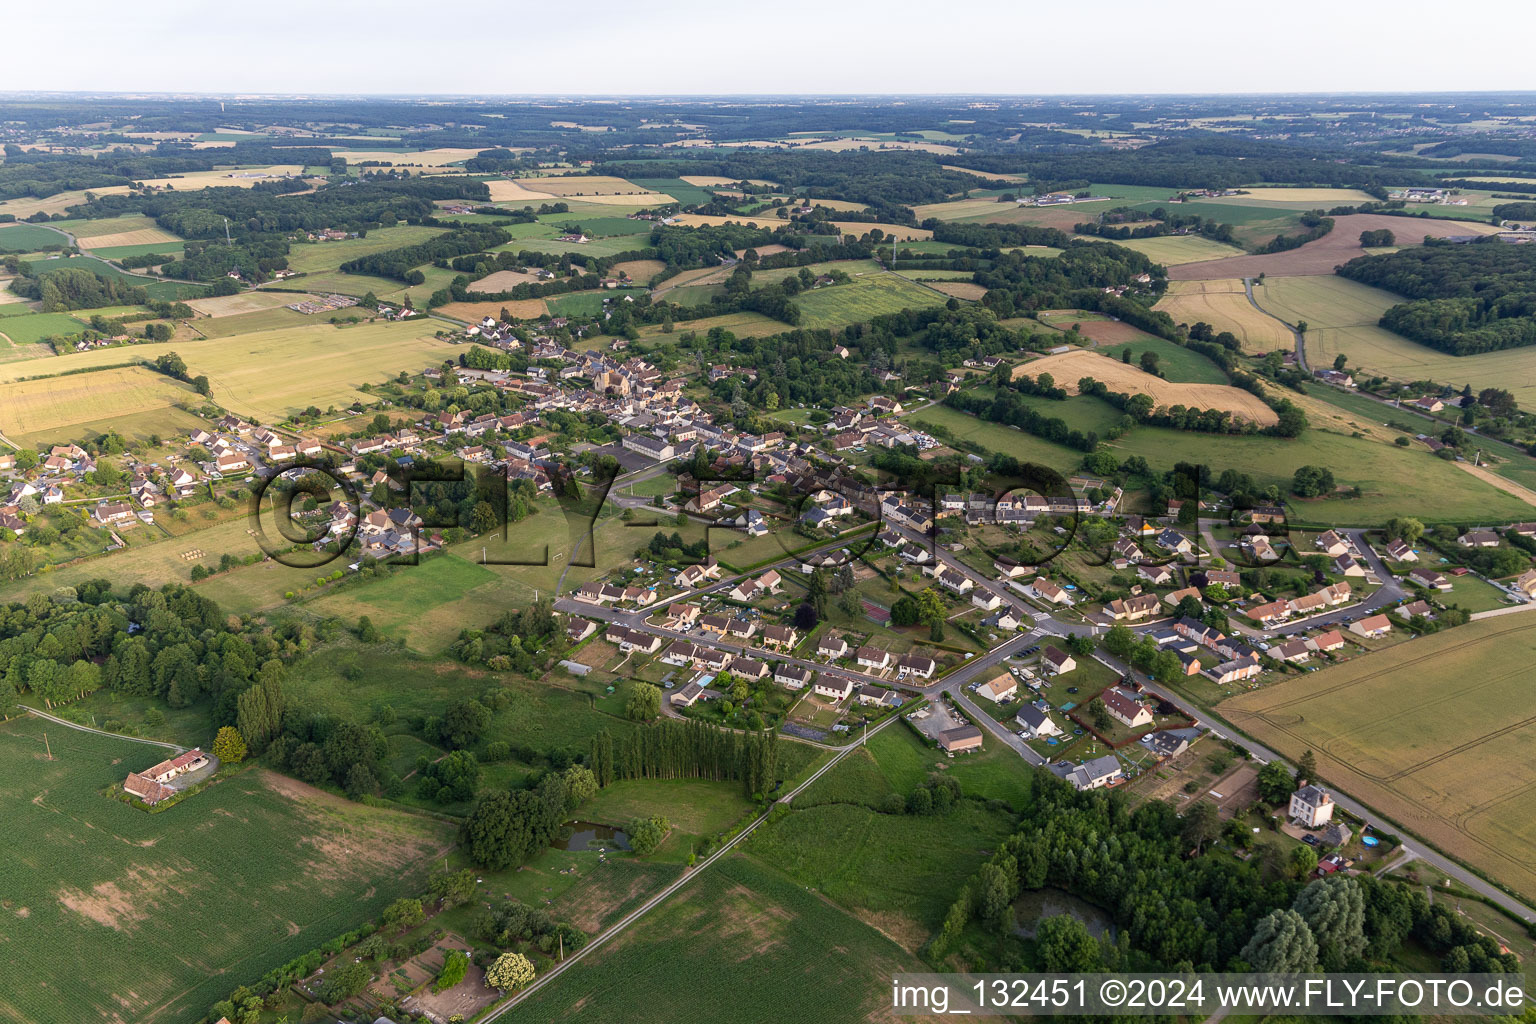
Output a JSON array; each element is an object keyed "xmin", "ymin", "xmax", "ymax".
[
  {"xmin": 0, "ymin": 717, "xmax": 452, "ymax": 1024},
  {"xmin": 1253, "ymin": 275, "xmax": 1536, "ymax": 408},
  {"xmin": 0, "ymin": 365, "xmax": 202, "ymax": 445},
  {"xmin": 1222, "ymin": 617, "xmax": 1536, "ymax": 903},
  {"xmin": 1018, "ymin": 347, "xmax": 1279, "ymax": 425},
  {"xmin": 1154, "ymin": 279, "xmax": 1294, "ymax": 353},
  {"xmin": 0, "ymin": 320, "xmax": 453, "ymax": 422}
]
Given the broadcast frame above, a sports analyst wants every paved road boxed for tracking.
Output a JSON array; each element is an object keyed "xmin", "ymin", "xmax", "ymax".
[
  {"xmin": 18, "ymin": 705, "xmax": 187, "ymax": 753},
  {"xmin": 480, "ymin": 713, "xmax": 901, "ymax": 1019}
]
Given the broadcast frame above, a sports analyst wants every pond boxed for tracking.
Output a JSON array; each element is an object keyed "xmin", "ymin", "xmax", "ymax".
[
  {"xmin": 553, "ymin": 821, "xmax": 631, "ymax": 852},
  {"xmin": 1012, "ymin": 887, "xmax": 1117, "ymax": 940}
]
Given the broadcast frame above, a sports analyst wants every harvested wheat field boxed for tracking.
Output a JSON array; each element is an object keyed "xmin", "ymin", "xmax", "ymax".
[
  {"xmin": 486, "ymin": 179, "xmax": 563, "ymax": 204},
  {"xmin": 466, "ymin": 269, "xmax": 544, "ymax": 292},
  {"xmin": 1155, "ymin": 280, "xmax": 1293, "ymax": 353},
  {"xmin": 0, "ymin": 365, "xmax": 197, "ymax": 439},
  {"xmin": 735, "ymin": 243, "xmax": 789, "ymax": 259},
  {"xmin": 651, "ymin": 264, "xmax": 734, "ymax": 298},
  {"xmin": 1015, "ymin": 348, "xmax": 1278, "ymax": 425},
  {"xmin": 1209, "ymin": 187, "xmax": 1382, "ymax": 206},
  {"xmin": 943, "ymin": 165, "xmax": 1026, "ymax": 183},
  {"xmin": 76, "ymin": 227, "xmax": 181, "ymax": 250},
  {"xmin": 188, "ymin": 291, "xmax": 316, "ymax": 317},
  {"xmin": 436, "ymin": 299, "xmax": 548, "ymax": 322},
  {"xmin": 929, "ymin": 281, "xmax": 988, "ymax": 300},
  {"xmin": 1169, "ymin": 214, "xmax": 1502, "ymax": 280},
  {"xmin": 332, "ymin": 148, "xmax": 482, "ymax": 166},
  {"xmin": 134, "ymin": 166, "xmax": 309, "ymax": 190},
  {"xmin": 610, "ymin": 259, "xmax": 666, "ymax": 282},
  {"xmin": 518, "ymin": 175, "xmax": 659, "ymax": 197},
  {"xmin": 669, "ymin": 214, "xmax": 930, "ymax": 241},
  {"xmin": 1222, "ymin": 616, "xmax": 1536, "ymax": 902},
  {"xmin": 680, "ymin": 175, "xmax": 778, "ymax": 188}
]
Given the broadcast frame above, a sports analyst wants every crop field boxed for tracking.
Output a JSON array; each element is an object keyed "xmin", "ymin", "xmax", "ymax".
[
  {"xmin": 87, "ymin": 242, "xmax": 185, "ymax": 261},
  {"xmin": 0, "ymin": 320, "xmax": 452, "ymax": 421},
  {"xmin": 1222, "ymin": 617, "xmax": 1536, "ymax": 903},
  {"xmin": 1018, "ymin": 348, "xmax": 1278, "ymax": 425},
  {"xmin": 668, "ymin": 213, "xmax": 931, "ymax": 241},
  {"xmin": 1208, "ymin": 187, "xmax": 1383, "ymax": 206},
  {"xmin": 435, "ymin": 298, "xmax": 549, "ymax": 321},
  {"xmin": 1154, "ymin": 279, "xmax": 1294, "ymax": 353},
  {"xmin": 0, "ymin": 717, "xmax": 453, "ymax": 1024},
  {"xmin": 518, "ymin": 175, "xmax": 666, "ymax": 199},
  {"xmin": 1168, "ymin": 214, "xmax": 1502, "ymax": 281},
  {"xmin": 794, "ymin": 273, "xmax": 946, "ymax": 329},
  {"xmin": 512, "ymin": 230, "xmax": 655, "ymax": 258},
  {"xmin": 609, "ymin": 258, "xmax": 667, "ymax": 282},
  {"xmin": 929, "ymin": 281, "xmax": 988, "ymax": 300},
  {"xmin": 1108, "ymin": 234, "xmax": 1247, "ymax": 265},
  {"xmin": 283, "ymin": 224, "xmax": 446, "ymax": 275},
  {"xmin": 75, "ymin": 225, "xmax": 181, "ymax": 250},
  {"xmin": 626, "ymin": 177, "xmax": 716, "ymax": 207},
  {"xmin": 909, "ymin": 197, "xmax": 1113, "ymax": 232},
  {"xmin": 466, "ymin": 268, "xmax": 544, "ymax": 291},
  {"xmin": 0, "ymin": 310, "xmax": 85, "ymax": 344},
  {"xmin": 331, "ymin": 147, "xmax": 482, "ymax": 166},
  {"xmin": 905, "ymin": 402, "xmax": 1083, "ymax": 466},
  {"xmin": 0, "ymin": 365, "xmax": 201, "ymax": 444},
  {"xmin": 636, "ymin": 310, "xmax": 785, "ymax": 339},
  {"xmin": 0, "ymin": 222, "xmax": 70, "ymax": 251},
  {"xmin": 1252, "ymin": 275, "xmax": 1536, "ymax": 408},
  {"xmin": 511, "ymin": 854, "xmax": 929, "ymax": 1024},
  {"xmin": 187, "ymin": 290, "xmax": 316, "ymax": 317}
]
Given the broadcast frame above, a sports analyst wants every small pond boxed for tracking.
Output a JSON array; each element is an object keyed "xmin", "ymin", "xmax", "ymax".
[
  {"xmin": 1012, "ymin": 887, "xmax": 1117, "ymax": 940},
  {"xmin": 553, "ymin": 821, "xmax": 631, "ymax": 852}
]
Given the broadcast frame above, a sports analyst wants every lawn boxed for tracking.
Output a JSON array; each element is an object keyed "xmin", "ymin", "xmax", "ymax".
[
  {"xmin": 0, "ymin": 716, "xmax": 452, "ymax": 1024},
  {"xmin": 509, "ymin": 854, "xmax": 932, "ymax": 1023},
  {"xmin": 0, "ymin": 319, "xmax": 454, "ymax": 422},
  {"xmin": 793, "ymin": 272, "xmax": 947, "ymax": 329},
  {"xmin": 1221, "ymin": 616, "xmax": 1536, "ymax": 905}
]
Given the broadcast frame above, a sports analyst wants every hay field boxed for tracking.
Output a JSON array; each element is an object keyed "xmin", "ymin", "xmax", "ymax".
[
  {"xmin": 466, "ymin": 269, "xmax": 544, "ymax": 292},
  {"xmin": 0, "ymin": 321, "xmax": 451, "ymax": 421},
  {"xmin": 1109, "ymin": 235, "xmax": 1247, "ymax": 265},
  {"xmin": 1169, "ymin": 214, "xmax": 1502, "ymax": 280},
  {"xmin": 1016, "ymin": 348, "xmax": 1279, "ymax": 425},
  {"xmin": 1256, "ymin": 275, "xmax": 1536, "ymax": 407},
  {"xmin": 928, "ymin": 281, "xmax": 988, "ymax": 300},
  {"xmin": 54, "ymin": 215, "xmax": 163, "ymax": 240},
  {"xmin": 486, "ymin": 179, "xmax": 563, "ymax": 203},
  {"xmin": 636, "ymin": 310, "xmax": 785, "ymax": 340},
  {"xmin": 436, "ymin": 298, "xmax": 548, "ymax": 321},
  {"xmin": 1207, "ymin": 187, "xmax": 1382, "ymax": 206},
  {"xmin": 133, "ymin": 165, "xmax": 309, "ymax": 190},
  {"xmin": 284, "ymin": 224, "xmax": 446, "ymax": 275},
  {"xmin": 610, "ymin": 258, "xmax": 666, "ymax": 281},
  {"xmin": 1155, "ymin": 280, "xmax": 1294, "ymax": 353},
  {"xmin": 332, "ymin": 147, "xmax": 481, "ymax": 165},
  {"xmin": 943, "ymin": 164, "xmax": 1026, "ymax": 182},
  {"xmin": 1222, "ymin": 616, "xmax": 1536, "ymax": 902},
  {"xmin": 670, "ymin": 213, "xmax": 930, "ymax": 241},
  {"xmin": 0, "ymin": 186, "xmax": 133, "ymax": 220},
  {"xmin": 679, "ymin": 175, "xmax": 778, "ymax": 187},
  {"xmin": 518, "ymin": 175, "xmax": 664, "ymax": 198},
  {"xmin": 188, "ymin": 290, "xmax": 315, "ymax": 317},
  {"xmin": 0, "ymin": 366, "xmax": 198, "ymax": 441},
  {"xmin": 76, "ymin": 228, "xmax": 181, "ymax": 250}
]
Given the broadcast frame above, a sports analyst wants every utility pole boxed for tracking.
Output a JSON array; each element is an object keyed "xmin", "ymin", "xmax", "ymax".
[{"xmin": 43, "ymin": 732, "xmax": 52, "ymax": 761}]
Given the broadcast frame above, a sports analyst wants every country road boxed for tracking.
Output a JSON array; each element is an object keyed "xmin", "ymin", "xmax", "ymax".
[{"xmin": 17, "ymin": 705, "xmax": 187, "ymax": 753}]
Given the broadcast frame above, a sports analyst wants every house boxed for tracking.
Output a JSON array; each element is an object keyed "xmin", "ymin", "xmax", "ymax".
[
  {"xmin": 897, "ymin": 654, "xmax": 936, "ymax": 678},
  {"xmin": 1308, "ymin": 629, "xmax": 1347, "ymax": 653},
  {"xmin": 122, "ymin": 771, "xmax": 175, "ymax": 805},
  {"xmin": 1136, "ymin": 563, "xmax": 1175, "ymax": 587},
  {"xmin": 857, "ymin": 684, "xmax": 900, "ymax": 707},
  {"xmin": 1398, "ymin": 599, "xmax": 1435, "ymax": 620},
  {"xmin": 1143, "ymin": 729, "xmax": 1193, "ymax": 759},
  {"xmin": 855, "ymin": 646, "xmax": 890, "ymax": 671},
  {"xmin": 1290, "ymin": 783, "xmax": 1336, "ymax": 827},
  {"xmin": 1288, "ymin": 582, "xmax": 1352, "ymax": 617},
  {"xmin": 143, "ymin": 748, "xmax": 208, "ymax": 784},
  {"xmin": 1100, "ymin": 687, "xmax": 1152, "ymax": 729},
  {"xmin": 1105, "ymin": 593, "xmax": 1161, "ymax": 622},
  {"xmin": 1026, "ymin": 577, "xmax": 1074, "ymax": 606},
  {"xmin": 1156, "ymin": 529, "xmax": 1193, "ymax": 555},
  {"xmin": 1175, "ymin": 615, "xmax": 1223, "ymax": 648},
  {"xmin": 1162, "ymin": 586, "xmax": 1202, "ymax": 608},
  {"xmin": 759, "ymin": 624, "xmax": 798, "ymax": 649},
  {"xmin": 1206, "ymin": 655, "xmax": 1262, "ymax": 684},
  {"xmin": 976, "ymin": 673, "xmax": 1017, "ymax": 703},
  {"xmin": 1199, "ymin": 569, "xmax": 1242, "ymax": 589},
  {"xmin": 621, "ymin": 433, "xmax": 676, "ymax": 461},
  {"xmin": 817, "ymin": 635, "xmax": 849, "ymax": 660},
  {"xmin": 1349, "ymin": 614, "xmax": 1392, "ymax": 638},
  {"xmin": 1384, "ymin": 539, "xmax": 1418, "ymax": 562},
  {"xmin": 1243, "ymin": 535, "xmax": 1278, "ymax": 561},
  {"xmin": 725, "ymin": 618, "xmax": 755, "ymax": 639},
  {"xmin": 668, "ymin": 602, "xmax": 701, "ymax": 626},
  {"xmin": 215, "ymin": 452, "xmax": 249, "ymax": 473},
  {"xmin": 982, "ymin": 608, "xmax": 1021, "ymax": 632},
  {"xmin": 1457, "ymin": 530, "xmax": 1500, "ymax": 548},
  {"xmin": 1409, "ymin": 395, "xmax": 1445, "ymax": 413},
  {"xmin": 971, "ymin": 589, "xmax": 1002, "ymax": 612},
  {"xmin": 1040, "ymin": 646, "xmax": 1076, "ymax": 675},
  {"xmin": 1248, "ymin": 599, "xmax": 1291, "ymax": 625},
  {"xmin": 1408, "ymin": 568, "xmax": 1451, "ymax": 591},
  {"xmin": 1273, "ymin": 639, "xmax": 1313, "ymax": 663},
  {"xmin": 1314, "ymin": 530, "xmax": 1351, "ymax": 557},
  {"xmin": 1065, "ymin": 754, "xmax": 1123, "ymax": 791},
  {"xmin": 994, "ymin": 556, "xmax": 1031, "ymax": 579},
  {"xmin": 1016, "ymin": 704, "xmax": 1063, "ymax": 740},
  {"xmin": 1513, "ymin": 569, "xmax": 1536, "ymax": 598},
  {"xmin": 1332, "ymin": 554, "xmax": 1365, "ymax": 577},
  {"xmin": 91, "ymin": 501, "xmax": 136, "ymax": 526},
  {"xmin": 775, "ymin": 663, "xmax": 813, "ymax": 690},
  {"xmin": 938, "ymin": 724, "xmax": 984, "ymax": 754},
  {"xmin": 813, "ymin": 675, "xmax": 855, "ymax": 701},
  {"xmin": 732, "ymin": 657, "xmax": 769, "ymax": 681},
  {"xmin": 671, "ymin": 682, "xmax": 706, "ymax": 708}
]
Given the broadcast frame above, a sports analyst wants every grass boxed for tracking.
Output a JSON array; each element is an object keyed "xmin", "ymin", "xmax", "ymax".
[
  {"xmin": 301, "ymin": 554, "xmax": 499, "ymax": 651},
  {"xmin": 509, "ymin": 854, "xmax": 932, "ymax": 1023},
  {"xmin": 1088, "ymin": 334, "xmax": 1232, "ymax": 385},
  {"xmin": 1221, "ymin": 615, "xmax": 1536, "ymax": 906},
  {"xmin": 0, "ymin": 319, "xmax": 453, "ymax": 422},
  {"xmin": 0, "ymin": 310, "xmax": 85, "ymax": 345},
  {"xmin": 88, "ymin": 241, "xmax": 185, "ymax": 261},
  {"xmin": 282, "ymin": 224, "xmax": 447, "ymax": 275},
  {"xmin": 0, "ymin": 365, "xmax": 201, "ymax": 443},
  {"xmin": 636, "ymin": 310, "xmax": 784, "ymax": 340},
  {"xmin": 793, "ymin": 272, "xmax": 947, "ymax": 330},
  {"xmin": 0, "ymin": 222, "xmax": 70, "ymax": 251},
  {"xmin": 547, "ymin": 287, "xmax": 647, "ymax": 317},
  {"xmin": 867, "ymin": 722, "xmax": 1035, "ymax": 810},
  {"xmin": 22, "ymin": 254, "xmax": 206, "ymax": 302},
  {"xmin": 0, "ymin": 716, "xmax": 452, "ymax": 1024},
  {"xmin": 1106, "ymin": 235, "xmax": 1247, "ymax": 266}
]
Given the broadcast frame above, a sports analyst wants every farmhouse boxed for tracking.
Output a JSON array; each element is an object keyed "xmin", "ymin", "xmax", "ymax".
[
  {"xmin": 143, "ymin": 748, "xmax": 208, "ymax": 784},
  {"xmin": 122, "ymin": 772, "xmax": 175, "ymax": 806},
  {"xmin": 1290, "ymin": 783, "xmax": 1336, "ymax": 828},
  {"xmin": 938, "ymin": 724, "xmax": 984, "ymax": 754}
]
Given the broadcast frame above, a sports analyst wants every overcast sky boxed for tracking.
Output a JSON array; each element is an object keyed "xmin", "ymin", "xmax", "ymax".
[{"xmin": 6, "ymin": 0, "xmax": 1534, "ymax": 95}]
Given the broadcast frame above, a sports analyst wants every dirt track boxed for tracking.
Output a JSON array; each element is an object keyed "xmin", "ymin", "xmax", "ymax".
[{"xmin": 1168, "ymin": 214, "xmax": 1502, "ymax": 281}]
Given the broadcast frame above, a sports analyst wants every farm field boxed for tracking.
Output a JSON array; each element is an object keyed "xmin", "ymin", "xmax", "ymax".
[
  {"xmin": 0, "ymin": 221, "xmax": 71, "ymax": 251},
  {"xmin": 1222, "ymin": 617, "xmax": 1536, "ymax": 904},
  {"xmin": 435, "ymin": 297, "xmax": 549, "ymax": 321},
  {"xmin": 0, "ymin": 365, "xmax": 203, "ymax": 445},
  {"xmin": 509, "ymin": 854, "xmax": 929, "ymax": 1024},
  {"xmin": 466, "ymin": 268, "xmax": 544, "ymax": 291},
  {"xmin": 86, "ymin": 241, "xmax": 185, "ymax": 261},
  {"xmin": 22, "ymin": 254, "xmax": 206, "ymax": 301},
  {"xmin": 0, "ymin": 717, "xmax": 453, "ymax": 1024},
  {"xmin": 1168, "ymin": 214, "xmax": 1501, "ymax": 281},
  {"xmin": 1252, "ymin": 275, "xmax": 1536, "ymax": 408},
  {"xmin": 1108, "ymin": 234, "xmax": 1247, "ymax": 265},
  {"xmin": 73, "ymin": 220, "xmax": 181, "ymax": 250},
  {"xmin": 0, "ymin": 310, "xmax": 85, "ymax": 345},
  {"xmin": 331, "ymin": 146, "xmax": 482, "ymax": 166},
  {"xmin": 1154, "ymin": 279, "xmax": 1294, "ymax": 353},
  {"xmin": 186, "ymin": 290, "xmax": 316, "ymax": 317},
  {"xmin": 518, "ymin": 175, "xmax": 666, "ymax": 198},
  {"xmin": 283, "ymin": 224, "xmax": 446, "ymax": 275},
  {"xmin": 0, "ymin": 320, "xmax": 453, "ymax": 421},
  {"xmin": 636, "ymin": 310, "xmax": 785, "ymax": 340},
  {"xmin": 548, "ymin": 287, "xmax": 647, "ymax": 317},
  {"xmin": 793, "ymin": 272, "xmax": 946, "ymax": 329},
  {"xmin": 1017, "ymin": 347, "xmax": 1278, "ymax": 425}
]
